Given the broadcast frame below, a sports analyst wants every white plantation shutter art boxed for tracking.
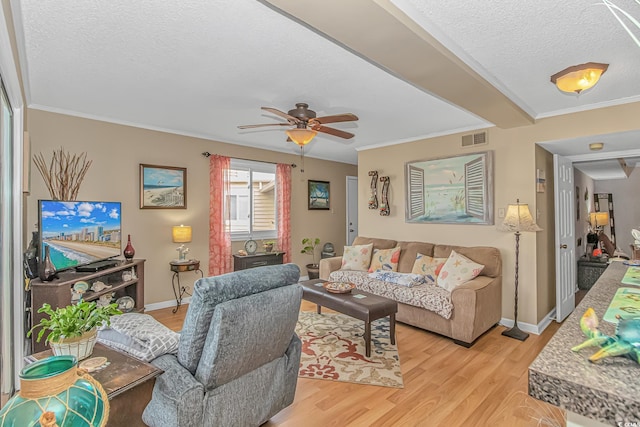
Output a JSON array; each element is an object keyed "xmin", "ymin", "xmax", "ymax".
[
  {"xmin": 408, "ymin": 165, "xmax": 425, "ymax": 220},
  {"xmin": 464, "ymin": 156, "xmax": 486, "ymax": 220}
]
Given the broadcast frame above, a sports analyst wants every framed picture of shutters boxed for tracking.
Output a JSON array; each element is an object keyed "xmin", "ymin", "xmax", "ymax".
[{"xmin": 405, "ymin": 151, "xmax": 494, "ymax": 225}]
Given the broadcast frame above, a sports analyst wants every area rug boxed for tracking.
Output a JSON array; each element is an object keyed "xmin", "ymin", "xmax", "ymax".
[{"xmin": 295, "ymin": 311, "xmax": 403, "ymax": 388}]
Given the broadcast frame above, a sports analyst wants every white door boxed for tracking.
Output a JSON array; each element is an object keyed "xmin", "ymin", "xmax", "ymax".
[
  {"xmin": 554, "ymin": 154, "xmax": 576, "ymax": 322},
  {"xmin": 346, "ymin": 176, "xmax": 358, "ymax": 245}
]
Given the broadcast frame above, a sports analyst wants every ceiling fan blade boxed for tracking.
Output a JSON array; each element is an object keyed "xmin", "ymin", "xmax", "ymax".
[
  {"xmin": 237, "ymin": 123, "xmax": 292, "ymax": 129},
  {"xmin": 312, "ymin": 125, "xmax": 355, "ymax": 139},
  {"xmin": 311, "ymin": 113, "xmax": 359, "ymax": 125},
  {"xmin": 261, "ymin": 107, "xmax": 300, "ymax": 124}
]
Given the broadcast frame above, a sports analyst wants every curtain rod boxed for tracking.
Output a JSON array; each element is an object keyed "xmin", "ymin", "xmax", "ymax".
[{"xmin": 201, "ymin": 152, "xmax": 296, "ymax": 168}]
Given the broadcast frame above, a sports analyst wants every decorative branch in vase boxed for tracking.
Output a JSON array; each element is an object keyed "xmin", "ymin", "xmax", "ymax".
[{"xmin": 33, "ymin": 147, "xmax": 92, "ymax": 200}]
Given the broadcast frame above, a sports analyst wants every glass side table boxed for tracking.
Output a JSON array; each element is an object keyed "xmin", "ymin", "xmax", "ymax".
[{"xmin": 170, "ymin": 260, "xmax": 203, "ymax": 313}]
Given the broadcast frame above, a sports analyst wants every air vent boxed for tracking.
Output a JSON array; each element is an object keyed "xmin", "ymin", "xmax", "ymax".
[{"xmin": 461, "ymin": 131, "xmax": 487, "ymax": 147}]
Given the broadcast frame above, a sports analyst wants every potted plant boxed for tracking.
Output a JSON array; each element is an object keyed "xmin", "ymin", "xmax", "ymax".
[
  {"xmin": 263, "ymin": 240, "xmax": 276, "ymax": 253},
  {"xmin": 301, "ymin": 237, "xmax": 321, "ymax": 279},
  {"xmin": 28, "ymin": 300, "xmax": 122, "ymax": 360}
]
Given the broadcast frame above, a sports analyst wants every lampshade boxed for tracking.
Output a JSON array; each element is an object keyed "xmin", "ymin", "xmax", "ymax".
[
  {"xmin": 498, "ymin": 200, "xmax": 542, "ymax": 233},
  {"xmin": 589, "ymin": 212, "xmax": 609, "ymax": 228},
  {"xmin": 172, "ymin": 225, "xmax": 192, "ymax": 243},
  {"xmin": 550, "ymin": 62, "xmax": 608, "ymax": 94},
  {"xmin": 286, "ymin": 128, "xmax": 317, "ymax": 146}
]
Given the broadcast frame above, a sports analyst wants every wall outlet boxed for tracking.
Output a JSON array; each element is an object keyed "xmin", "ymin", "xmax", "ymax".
[{"xmin": 498, "ymin": 208, "xmax": 505, "ymax": 218}]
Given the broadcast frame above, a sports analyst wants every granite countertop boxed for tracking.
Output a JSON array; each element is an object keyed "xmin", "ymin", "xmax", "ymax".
[{"xmin": 529, "ymin": 262, "xmax": 640, "ymax": 425}]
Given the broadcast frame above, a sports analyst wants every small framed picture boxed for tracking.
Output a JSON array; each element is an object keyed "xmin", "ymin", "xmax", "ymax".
[
  {"xmin": 308, "ymin": 180, "xmax": 330, "ymax": 210},
  {"xmin": 140, "ymin": 164, "xmax": 187, "ymax": 209}
]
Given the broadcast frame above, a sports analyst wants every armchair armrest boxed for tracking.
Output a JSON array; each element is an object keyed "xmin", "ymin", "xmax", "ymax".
[
  {"xmin": 449, "ymin": 276, "xmax": 502, "ymax": 344},
  {"xmin": 319, "ymin": 256, "xmax": 342, "ymax": 280}
]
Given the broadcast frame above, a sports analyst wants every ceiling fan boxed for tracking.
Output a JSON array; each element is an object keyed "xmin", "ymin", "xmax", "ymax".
[{"xmin": 237, "ymin": 102, "xmax": 358, "ymax": 146}]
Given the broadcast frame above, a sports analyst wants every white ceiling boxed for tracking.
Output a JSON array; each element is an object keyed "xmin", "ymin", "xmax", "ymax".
[{"xmin": 9, "ymin": 0, "xmax": 640, "ymax": 167}]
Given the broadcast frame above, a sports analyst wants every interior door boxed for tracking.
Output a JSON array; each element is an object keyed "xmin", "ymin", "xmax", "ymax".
[
  {"xmin": 346, "ymin": 176, "xmax": 358, "ymax": 245},
  {"xmin": 554, "ymin": 154, "xmax": 576, "ymax": 322}
]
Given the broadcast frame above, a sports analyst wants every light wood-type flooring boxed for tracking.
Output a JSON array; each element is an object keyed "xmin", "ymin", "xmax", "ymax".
[{"xmin": 148, "ymin": 300, "xmax": 565, "ymax": 427}]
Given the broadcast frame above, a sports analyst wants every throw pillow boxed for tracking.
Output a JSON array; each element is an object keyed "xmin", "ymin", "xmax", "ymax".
[
  {"xmin": 411, "ymin": 253, "xmax": 447, "ymax": 285},
  {"xmin": 340, "ymin": 243, "xmax": 374, "ymax": 271},
  {"xmin": 369, "ymin": 270, "xmax": 426, "ymax": 287},
  {"xmin": 437, "ymin": 250, "xmax": 485, "ymax": 292},
  {"xmin": 368, "ymin": 246, "xmax": 401, "ymax": 272},
  {"xmin": 97, "ymin": 313, "xmax": 180, "ymax": 362}
]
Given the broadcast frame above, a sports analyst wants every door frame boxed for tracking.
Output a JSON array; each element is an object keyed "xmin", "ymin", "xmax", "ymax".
[{"xmin": 346, "ymin": 176, "xmax": 358, "ymax": 245}]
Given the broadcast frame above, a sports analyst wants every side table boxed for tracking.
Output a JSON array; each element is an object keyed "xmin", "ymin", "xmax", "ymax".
[
  {"xmin": 27, "ymin": 343, "xmax": 162, "ymax": 427},
  {"xmin": 170, "ymin": 260, "xmax": 203, "ymax": 313}
]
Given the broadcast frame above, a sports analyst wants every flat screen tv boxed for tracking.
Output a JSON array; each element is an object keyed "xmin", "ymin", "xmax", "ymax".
[{"xmin": 38, "ymin": 200, "xmax": 122, "ymax": 272}]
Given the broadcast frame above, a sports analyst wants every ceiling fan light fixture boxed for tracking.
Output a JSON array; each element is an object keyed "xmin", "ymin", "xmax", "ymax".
[
  {"xmin": 550, "ymin": 62, "xmax": 609, "ymax": 94},
  {"xmin": 286, "ymin": 128, "xmax": 317, "ymax": 146}
]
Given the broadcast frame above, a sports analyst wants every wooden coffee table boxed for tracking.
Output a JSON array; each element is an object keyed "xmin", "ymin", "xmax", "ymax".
[
  {"xmin": 300, "ymin": 279, "xmax": 397, "ymax": 357},
  {"xmin": 27, "ymin": 343, "xmax": 162, "ymax": 426}
]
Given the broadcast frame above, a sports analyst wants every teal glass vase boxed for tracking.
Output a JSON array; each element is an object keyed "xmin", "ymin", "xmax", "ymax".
[{"xmin": 0, "ymin": 355, "xmax": 108, "ymax": 426}]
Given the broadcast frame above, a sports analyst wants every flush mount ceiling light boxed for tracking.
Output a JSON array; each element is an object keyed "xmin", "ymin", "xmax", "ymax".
[
  {"xmin": 589, "ymin": 142, "xmax": 605, "ymax": 151},
  {"xmin": 550, "ymin": 62, "xmax": 609, "ymax": 94}
]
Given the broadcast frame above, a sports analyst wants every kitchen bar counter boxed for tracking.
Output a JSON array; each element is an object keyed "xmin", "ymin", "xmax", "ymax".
[{"xmin": 529, "ymin": 262, "xmax": 640, "ymax": 425}]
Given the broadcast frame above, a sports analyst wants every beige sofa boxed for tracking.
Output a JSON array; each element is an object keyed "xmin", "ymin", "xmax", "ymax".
[{"xmin": 319, "ymin": 236, "xmax": 502, "ymax": 346}]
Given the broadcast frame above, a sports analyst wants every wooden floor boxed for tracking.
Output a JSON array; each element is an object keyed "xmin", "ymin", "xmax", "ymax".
[{"xmin": 149, "ymin": 301, "xmax": 565, "ymax": 427}]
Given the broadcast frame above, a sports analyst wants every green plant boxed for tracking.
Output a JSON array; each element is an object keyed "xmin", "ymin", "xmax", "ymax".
[
  {"xmin": 28, "ymin": 300, "xmax": 122, "ymax": 344},
  {"xmin": 301, "ymin": 237, "xmax": 321, "ymax": 267}
]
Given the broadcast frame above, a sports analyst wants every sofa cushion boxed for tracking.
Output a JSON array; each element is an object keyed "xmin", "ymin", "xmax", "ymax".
[
  {"xmin": 437, "ymin": 250, "xmax": 485, "ymax": 291},
  {"xmin": 434, "ymin": 245, "xmax": 501, "ymax": 278},
  {"xmin": 341, "ymin": 243, "xmax": 374, "ymax": 271},
  {"xmin": 368, "ymin": 247, "xmax": 401, "ymax": 272},
  {"xmin": 329, "ymin": 270, "xmax": 453, "ymax": 319},
  {"xmin": 353, "ymin": 236, "xmax": 397, "ymax": 250},
  {"xmin": 411, "ymin": 254, "xmax": 447, "ymax": 285},
  {"xmin": 396, "ymin": 241, "xmax": 436, "ymax": 273}
]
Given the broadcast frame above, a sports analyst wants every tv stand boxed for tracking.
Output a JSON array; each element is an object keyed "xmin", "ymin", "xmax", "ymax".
[
  {"xmin": 75, "ymin": 259, "xmax": 119, "ymax": 272},
  {"xmin": 30, "ymin": 259, "xmax": 145, "ymax": 353}
]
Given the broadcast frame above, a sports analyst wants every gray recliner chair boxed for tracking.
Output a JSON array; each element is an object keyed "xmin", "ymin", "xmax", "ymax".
[{"xmin": 142, "ymin": 264, "xmax": 302, "ymax": 427}]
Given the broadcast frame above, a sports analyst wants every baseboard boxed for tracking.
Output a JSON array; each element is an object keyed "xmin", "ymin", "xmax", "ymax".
[
  {"xmin": 499, "ymin": 308, "xmax": 556, "ymax": 335},
  {"xmin": 145, "ymin": 297, "xmax": 192, "ymax": 312}
]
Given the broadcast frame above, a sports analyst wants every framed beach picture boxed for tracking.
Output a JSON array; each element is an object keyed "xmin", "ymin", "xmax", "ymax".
[
  {"xmin": 405, "ymin": 151, "xmax": 494, "ymax": 225},
  {"xmin": 308, "ymin": 180, "xmax": 330, "ymax": 210},
  {"xmin": 140, "ymin": 164, "xmax": 187, "ymax": 209}
]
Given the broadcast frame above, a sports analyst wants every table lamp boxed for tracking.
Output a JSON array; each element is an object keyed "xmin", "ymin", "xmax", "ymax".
[
  {"xmin": 172, "ymin": 225, "xmax": 192, "ymax": 261},
  {"xmin": 589, "ymin": 212, "xmax": 609, "ymax": 233}
]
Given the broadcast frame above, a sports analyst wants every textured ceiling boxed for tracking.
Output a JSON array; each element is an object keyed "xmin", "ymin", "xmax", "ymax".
[{"xmin": 10, "ymin": 0, "xmax": 640, "ymax": 168}]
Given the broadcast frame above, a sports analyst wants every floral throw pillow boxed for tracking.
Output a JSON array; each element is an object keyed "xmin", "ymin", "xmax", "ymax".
[
  {"xmin": 368, "ymin": 247, "xmax": 401, "ymax": 272},
  {"xmin": 340, "ymin": 243, "xmax": 374, "ymax": 271},
  {"xmin": 411, "ymin": 253, "xmax": 447, "ymax": 285},
  {"xmin": 437, "ymin": 250, "xmax": 485, "ymax": 292}
]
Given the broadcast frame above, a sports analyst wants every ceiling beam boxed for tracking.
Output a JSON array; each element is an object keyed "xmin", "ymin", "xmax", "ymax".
[
  {"xmin": 618, "ymin": 158, "xmax": 634, "ymax": 177},
  {"xmin": 262, "ymin": 0, "xmax": 534, "ymax": 129}
]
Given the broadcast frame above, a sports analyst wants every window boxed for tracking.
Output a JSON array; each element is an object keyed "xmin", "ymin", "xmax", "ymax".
[{"xmin": 226, "ymin": 159, "xmax": 277, "ymax": 240}]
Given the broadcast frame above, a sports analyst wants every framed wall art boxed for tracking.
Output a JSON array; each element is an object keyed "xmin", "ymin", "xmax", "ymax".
[
  {"xmin": 405, "ymin": 151, "xmax": 494, "ymax": 225},
  {"xmin": 308, "ymin": 180, "xmax": 330, "ymax": 210},
  {"xmin": 140, "ymin": 164, "xmax": 187, "ymax": 209}
]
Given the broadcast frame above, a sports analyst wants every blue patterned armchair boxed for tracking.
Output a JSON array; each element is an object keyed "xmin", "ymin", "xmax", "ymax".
[{"xmin": 142, "ymin": 264, "xmax": 302, "ymax": 427}]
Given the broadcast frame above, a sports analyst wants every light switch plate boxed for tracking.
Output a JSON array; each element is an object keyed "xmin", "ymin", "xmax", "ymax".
[{"xmin": 498, "ymin": 208, "xmax": 505, "ymax": 218}]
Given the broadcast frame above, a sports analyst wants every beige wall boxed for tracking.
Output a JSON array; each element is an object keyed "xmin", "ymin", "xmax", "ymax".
[
  {"xmin": 534, "ymin": 145, "xmax": 555, "ymax": 322},
  {"xmin": 358, "ymin": 101, "xmax": 640, "ymax": 326},
  {"xmin": 25, "ymin": 109, "xmax": 357, "ymax": 305}
]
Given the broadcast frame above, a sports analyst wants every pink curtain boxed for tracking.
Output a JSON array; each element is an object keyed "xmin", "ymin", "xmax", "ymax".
[
  {"xmin": 209, "ymin": 155, "xmax": 232, "ymax": 276},
  {"xmin": 276, "ymin": 163, "xmax": 292, "ymax": 263}
]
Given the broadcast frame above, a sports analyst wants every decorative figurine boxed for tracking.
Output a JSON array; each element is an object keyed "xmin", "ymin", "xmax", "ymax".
[
  {"xmin": 572, "ymin": 307, "xmax": 640, "ymax": 363},
  {"xmin": 176, "ymin": 244, "xmax": 190, "ymax": 261}
]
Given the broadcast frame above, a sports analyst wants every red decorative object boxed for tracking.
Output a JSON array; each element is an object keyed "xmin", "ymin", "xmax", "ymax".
[
  {"xmin": 123, "ymin": 234, "xmax": 135, "ymax": 261},
  {"xmin": 592, "ymin": 248, "xmax": 602, "ymax": 257}
]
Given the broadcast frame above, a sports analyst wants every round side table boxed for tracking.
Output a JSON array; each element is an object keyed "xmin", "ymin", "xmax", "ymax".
[{"xmin": 170, "ymin": 260, "xmax": 203, "ymax": 313}]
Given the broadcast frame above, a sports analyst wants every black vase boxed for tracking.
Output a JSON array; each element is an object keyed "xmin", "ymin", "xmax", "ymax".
[
  {"xmin": 24, "ymin": 231, "xmax": 39, "ymax": 279},
  {"xmin": 38, "ymin": 245, "xmax": 57, "ymax": 282}
]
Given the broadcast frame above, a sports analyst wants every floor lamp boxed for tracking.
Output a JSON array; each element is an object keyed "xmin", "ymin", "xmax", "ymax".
[{"xmin": 498, "ymin": 199, "xmax": 541, "ymax": 341}]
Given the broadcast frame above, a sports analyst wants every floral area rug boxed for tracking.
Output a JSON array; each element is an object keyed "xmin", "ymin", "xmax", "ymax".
[{"xmin": 295, "ymin": 311, "xmax": 403, "ymax": 388}]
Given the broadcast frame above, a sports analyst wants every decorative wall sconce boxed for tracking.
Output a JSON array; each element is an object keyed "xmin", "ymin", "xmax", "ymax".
[
  {"xmin": 368, "ymin": 171, "xmax": 378, "ymax": 209},
  {"xmin": 380, "ymin": 176, "xmax": 390, "ymax": 216}
]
